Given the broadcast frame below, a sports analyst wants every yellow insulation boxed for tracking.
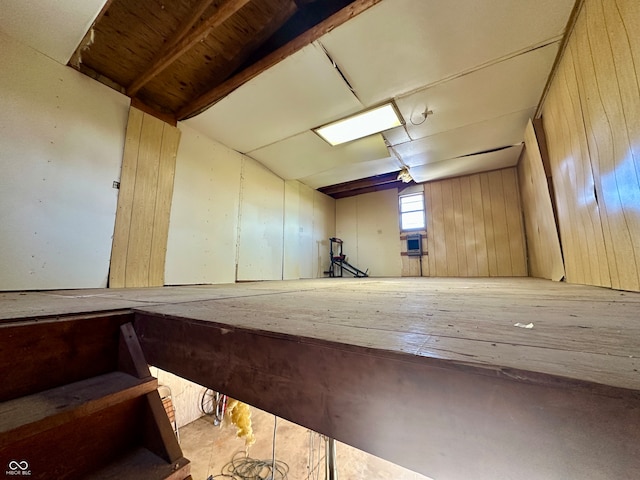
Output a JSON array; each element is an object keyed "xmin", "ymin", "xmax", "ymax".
[{"xmin": 225, "ymin": 398, "xmax": 256, "ymax": 447}]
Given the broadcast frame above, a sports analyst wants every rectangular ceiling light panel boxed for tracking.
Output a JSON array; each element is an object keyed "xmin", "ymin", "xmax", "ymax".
[{"xmin": 313, "ymin": 102, "xmax": 404, "ymax": 146}]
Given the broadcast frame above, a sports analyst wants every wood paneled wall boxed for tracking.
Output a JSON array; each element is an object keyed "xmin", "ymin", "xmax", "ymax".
[
  {"xmin": 518, "ymin": 120, "xmax": 565, "ymax": 281},
  {"xmin": 542, "ymin": 0, "xmax": 640, "ymax": 291},
  {"xmin": 424, "ymin": 168, "xmax": 527, "ymax": 277},
  {"xmin": 110, "ymin": 107, "xmax": 181, "ymax": 288}
]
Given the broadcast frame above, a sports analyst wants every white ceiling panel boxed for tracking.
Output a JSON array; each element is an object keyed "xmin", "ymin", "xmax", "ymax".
[
  {"xmin": 301, "ymin": 156, "xmax": 401, "ymax": 190},
  {"xmin": 0, "ymin": 0, "xmax": 107, "ymax": 64},
  {"xmin": 410, "ymin": 145, "xmax": 523, "ymax": 184},
  {"xmin": 383, "ymin": 125, "xmax": 412, "ymax": 146},
  {"xmin": 396, "ymin": 43, "xmax": 558, "ymax": 141},
  {"xmin": 395, "ymin": 108, "xmax": 534, "ymax": 167},
  {"xmin": 248, "ymin": 131, "xmax": 389, "ymax": 181},
  {"xmin": 320, "ymin": 0, "xmax": 574, "ymax": 105},
  {"xmin": 185, "ymin": 42, "xmax": 364, "ymax": 154}
]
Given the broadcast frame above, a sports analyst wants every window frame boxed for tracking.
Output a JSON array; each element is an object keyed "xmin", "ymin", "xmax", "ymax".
[{"xmin": 399, "ymin": 192, "xmax": 426, "ymax": 232}]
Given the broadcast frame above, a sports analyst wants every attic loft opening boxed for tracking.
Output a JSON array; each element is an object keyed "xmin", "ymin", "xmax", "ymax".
[{"xmin": 313, "ymin": 102, "xmax": 404, "ymax": 146}]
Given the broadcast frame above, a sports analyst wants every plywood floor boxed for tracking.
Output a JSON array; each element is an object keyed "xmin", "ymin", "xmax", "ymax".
[
  {"xmin": 4, "ymin": 277, "xmax": 640, "ymax": 479},
  {"xmin": 3, "ymin": 277, "xmax": 639, "ymax": 391}
]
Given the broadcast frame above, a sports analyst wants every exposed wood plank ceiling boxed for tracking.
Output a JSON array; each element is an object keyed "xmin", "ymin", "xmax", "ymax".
[
  {"xmin": 0, "ymin": 0, "xmax": 577, "ymax": 197},
  {"xmin": 70, "ymin": 0, "xmax": 368, "ymax": 118}
]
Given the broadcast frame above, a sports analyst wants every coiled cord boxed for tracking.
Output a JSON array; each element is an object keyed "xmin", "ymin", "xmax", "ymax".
[{"xmin": 208, "ymin": 451, "xmax": 289, "ymax": 480}]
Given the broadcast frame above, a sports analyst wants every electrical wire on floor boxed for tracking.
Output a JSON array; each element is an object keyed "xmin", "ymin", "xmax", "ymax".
[
  {"xmin": 306, "ymin": 430, "xmax": 326, "ymax": 480},
  {"xmin": 207, "ymin": 451, "xmax": 289, "ymax": 480},
  {"xmin": 208, "ymin": 415, "xmax": 288, "ymax": 480}
]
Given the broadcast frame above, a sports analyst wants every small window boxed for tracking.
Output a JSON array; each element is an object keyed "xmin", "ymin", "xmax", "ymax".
[{"xmin": 399, "ymin": 192, "xmax": 425, "ymax": 231}]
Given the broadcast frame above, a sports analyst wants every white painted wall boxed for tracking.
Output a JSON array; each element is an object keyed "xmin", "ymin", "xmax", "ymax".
[
  {"xmin": 165, "ymin": 123, "xmax": 242, "ymax": 285},
  {"xmin": 283, "ymin": 180, "xmax": 301, "ymax": 280},
  {"xmin": 166, "ymin": 124, "xmax": 335, "ymax": 284},
  {"xmin": 236, "ymin": 158, "xmax": 285, "ymax": 281},
  {"xmin": 313, "ymin": 191, "xmax": 336, "ymax": 277},
  {"xmin": 284, "ymin": 182, "xmax": 335, "ymax": 279},
  {"xmin": 336, "ymin": 189, "xmax": 402, "ymax": 277},
  {"xmin": 0, "ymin": 31, "xmax": 129, "ymax": 291},
  {"xmin": 336, "ymin": 196, "xmax": 359, "ymax": 266},
  {"xmin": 299, "ymin": 184, "xmax": 316, "ymax": 278}
]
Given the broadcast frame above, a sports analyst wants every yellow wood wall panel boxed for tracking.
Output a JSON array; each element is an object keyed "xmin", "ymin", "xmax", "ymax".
[
  {"xmin": 542, "ymin": 0, "xmax": 640, "ymax": 291},
  {"xmin": 109, "ymin": 107, "xmax": 144, "ymax": 288},
  {"xmin": 488, "ymin": 170, "xmax": 511, "ymax": 276},
  {"xmin": 429, "ymin": 181, "xmax": 448, "ymax": 276},
  {"xmin": 451, "ymin": 178, "xmax": 468, "ymax": 276},
  {"xmin": 424, "ymin": 183, "xmax": 437, "ymax": 276},
  {"xmin": 109, "ymin": 107, "xmax": 181, "ymax": 288},
  {"xmin": 125, "ymin": 114, "xmax": 165, "ymax": 287},
  {"xmin": 459, "ymin": 176, "xmax": 479, "ymax": 277},
  {"xmin": 479, "ymin": 173, "xmax": 498, "ymax": 276},
  {"xmin": 518, "ymin": 120, "xmax": 565, "ymax": 281},
  {"xmin": 441, "ymin": 180, "xmax": 459, "ymax": 276},
  {"xmin": 422, "ymin": 168, "xmax": 527, "ymax": 278},
  {"xmin": 502, "ymin": 169, "xmax": 528, "ymax": 277},
  {"xmin": 470, "ymin": 174, "xmax": 489, "ymax": 276},
  {"xmin": 565, "ymin": 39, "xmax": 610, "ymax": 287},
  {"xmin": 149, "ymin": 124, "xmax": 181, "ymax": 286}
]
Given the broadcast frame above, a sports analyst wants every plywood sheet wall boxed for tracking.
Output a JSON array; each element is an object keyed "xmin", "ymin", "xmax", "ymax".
[
  {"xmin": 283, "ymin": 182, "xmax": 335, "ymax": 279},
  {"xmin": 165, "ymin": 123, "xmax": 242, "ymax": 285},
  {"xmin": 336, "ymin": 190, "xmax": 402, "ymax": 277},
  {"xmin": 109, "ymin": 107, "xmax": 181, "ymax": 288},
  {"xmin": 542, "ymin": 0, "xmax": 640, "ymax": 291},
  {"xmin": 312, "ymin": 190, "xmax": 337, "ymax": 278},
  {"xmin": 283, "ymin": 181, "xmax": 302, "ymax": 280},
  {"xmin": 0, "ymin": 31, "xmax": 129, "ymax": 291},
  {"xmin": 236, "ymin": 158, "xmax": 285, "ymax": 281},
  {"xmin": 425, "ymin": 168, "xmax": 527, "ymax": 277},
  {"xmin": 518, "ymin": 121, "xmax": 565, "ymax": 281}
]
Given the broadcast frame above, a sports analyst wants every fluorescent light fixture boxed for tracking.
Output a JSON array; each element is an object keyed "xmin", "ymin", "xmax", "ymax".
[{"xmin": 313, "ymin": 102, "xmax": 404, "ymax": 146}]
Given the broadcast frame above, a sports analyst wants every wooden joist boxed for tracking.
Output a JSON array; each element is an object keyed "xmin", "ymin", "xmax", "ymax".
[{"xmin": 127, "ymin": 0, "xmax": 252, "ymax": 96}]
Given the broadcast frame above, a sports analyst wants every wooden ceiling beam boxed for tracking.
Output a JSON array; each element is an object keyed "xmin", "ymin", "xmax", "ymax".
[
  {"xmin": 177, "ymin": 0, "xmax": 383, "ymax": 120},
  {"xmin": 160, "ymin": 0, "xmax": 218, "ymax": 55},
  {"xmin": 319, "ymin": 171, "xmax": 401, "ymax": 196},
  {"xmin": 127, "ymin": 0, "xmax": 251, "ymax": 96}
]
